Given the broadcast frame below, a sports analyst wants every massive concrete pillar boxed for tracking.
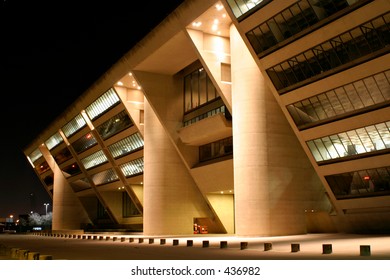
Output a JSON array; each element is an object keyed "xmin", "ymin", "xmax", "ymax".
[
  {"xmin": 143, "ymin": 99, "xmax": 212, "ymax": 235},
  {"xmin": 231, "ymin": 25, "xmax": 318, "ymax": 236},
  {"xmin": 39, "ymin": 145, "xmax": 90, "ymax": 231}
]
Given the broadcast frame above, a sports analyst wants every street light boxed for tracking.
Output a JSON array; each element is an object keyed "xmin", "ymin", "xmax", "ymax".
[{"xmin": 44, "ymin": 203, "xmax": 50, "ymax": 215}]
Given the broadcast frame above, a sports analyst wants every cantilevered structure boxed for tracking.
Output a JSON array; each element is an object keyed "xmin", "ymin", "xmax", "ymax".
[{"xmin": 24, "ymin": 0, "xmax": 390, "ymax": 235}]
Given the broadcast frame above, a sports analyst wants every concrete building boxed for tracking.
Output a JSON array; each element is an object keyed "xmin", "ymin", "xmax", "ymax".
[{"xmin": 24, "ymin": 0, "xmax": 390, "ymax": 236}]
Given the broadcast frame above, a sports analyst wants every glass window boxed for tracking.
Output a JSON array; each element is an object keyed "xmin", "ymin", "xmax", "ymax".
[
  {"xmin": 287, "ymin": 70, "xmax": 390, "ymax": 129},
  {"xmin": 326, "ymin": 166, "xmax": 390, "ymax": 199},
  {"xmin": 71, "ymin": 132, "xmax": 97, "ymax": 154},
  {"xmin": 81, "ymin": 150, "xmax": 108, "ymax": 170},
  {"xmin": 307, "ymin": 121, "xmax": 390, "ymax": 163},
  {"xmin": 108, "ymin": 133, "xmax": 144, "ymax": 159},
  {"xmin": 122, "ymin": 192, "xmax": 140, "ymax": 217},
  {"xmin": 96, "ymin": 110, "xmax": 133, "ymax": 140},
  {"xmin": 91, "ymin": 168, "xmax": 119, "ymax": 186},
  {"xmin": 62, "ymin": 114, "xmax": 87, "ymax": 138},
  {"xmin": 184, "ymin": 67, "xmax": 219, "ymax": 113},
  {"xmin": 28, "ymin": 148, "xmax": 42, "ymax": 163},
  {"xmin": 268, "ymin": 12, "xmax": 390, "ymax": 93},
  {"xmin": 199, "ymin": 137, "xmax": 233, "ymax": 162},
  {"xmin": 45, "ymin": 132, "xmax": 64, "ymax": 150},
  {"xmin": 246, "ymin": 0, "xmax": 369, "ymax": 57},
  {"xmin": 85, "ymin": 88, "xmax": 120, "ymax": 121},
  {"xmin": 119, "ymin": 158, "xmax": 144, "ymax": 178},
  {"xmin": 226, "ymin": 0, "xmax": 271, "ymax": 19}
]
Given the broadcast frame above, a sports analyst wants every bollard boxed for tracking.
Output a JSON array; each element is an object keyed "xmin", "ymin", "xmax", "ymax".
[
  {"xmin": 322, "ymin": 244, "xmax": 332, "ymax": 254},
  {"xmin": 77, "ymin": 235, "xmax": 82, "ymax": 239},
  {"xmin": 240, "ymin": 242, "xmax": 248, "ymax": 250},
  {"xmin": 18, "ymin": 249, "xmax": 29, "ymax": 260},
  {"xmin": 173, "ymin": 239, "xmax": 179, "ymax": 246},
  {"xmin": 187, "ymin": 240, "xmax": 193, "ymax": 247},
  {"xmin": 220, "ymin": 241, "xmax": 228, "ymax": 249},
  {"xmin": 264, "ymin": 243, "xmax": 272, "ymax": 251},
  {"xmin": 39, "ymin": 255, "xmax": 53, "ymax": 260},
  {"xmin": 129, "ymin": 237, "xmax": 134, "ymax": 243},
  {"xmin": 360, "ymin": 245, "xmax": 371, "ymax": 256},
  {"xmin": 99, "ymin": 236, "xmax": 104, "ymax": 241},
  {"xmin": 10, "ymin": 248, "xmax": 20, "ymax": 259},
  {"xmin": 82, "ymin": 235, "xmax": 86, "ymax": 240},
  {"xmin": 160, "ymin": 239, "xmax": 166, "ymax": 245},
  {"xmin": 121, "ymin": 237, "xmax": 126, "ymax": 242},
  {"xmin": 291, "ymin": 243, "xmax": 300, "ymax": 253},
  {"xmin": 27, "ymin": 252, "xmax": 40, "ymax": 260},
  {"xmin": 87, "ymin": 235, "xmax": 91, "ymax": 240},
  {"xmin": 106, "ymin": 236, "xmax": 110, "ymax": 241},
  {"xmin": 149, "ymin": 238, "xmax": 154, "ymax": 244},
  {"xmin": 139, "ymin": 238, "xmax": 144, "ymax": 243},
  {"xmin": 202, "ymin": 240, "xmax": 210, "ymax": 248},
  {"xmin": 93, "ymin": 236, "xmax": 97, "ymax": 240},
  {"xmin": 113, "ymin": 237, "xmax": 117, "ymax": 242}
]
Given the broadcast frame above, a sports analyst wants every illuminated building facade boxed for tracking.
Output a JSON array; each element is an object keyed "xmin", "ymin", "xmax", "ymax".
[{"xmin": 24, "ymin": 0, "xmax": 390, "ymax": 235}]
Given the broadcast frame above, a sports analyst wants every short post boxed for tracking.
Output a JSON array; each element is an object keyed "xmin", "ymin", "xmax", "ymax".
[
  {"xmin": 264, "ymin": 243, "xmax": 272, "ymax": 251},
  {"xmin": 99, "ymin": 236, "xmax": 104, "ymax": 241},
  {"xmin": 112, "ymin": 237, "xmax": 117, "ymax": 242},
  {"xmin": 240, "ymin": 242, "xmax": 248, "ymax": 250},
  {"xmin": 160, "ymin": 239, "xmax": 166, "ymax": 245},
  {"xmin": 220, "ymin": 241, "xmax": 228, "ymax": 249},
  {"xmin": 18, "ymin": 249, "xmax": 29, "ymax": 260},
  {"xmin": 322, "ymin": 244, "xmax": 332, "ymax": 254},
  {"xmin": 202, "ymin": 240, "xmax": 209, "ymax": 248},
  {"xmin": 360, "ymin": 245, "xmax": 371, "ymax": 256},
  {"xmin": 39, "ymin": 255, "xmax": 53, "ymax": 260},
  {"xmin": 291, "ymin": 243, "xmax": 300, "ymax": 253},
  {"xmin": 187, "ymin": 240, "xmax": 193, "ymax": 247},
  {"xmin": 121, "ymin": 237, "xmax": 126, "ymax": 242},
  {"xmin": 27, "ymin": 252, "xmax": 40, "ymax": 260},
  {"xmin": 93, "ymin": 236, "xmax": 97, "ymax": 240},
  {"xmin": 149, "ymin": 238, "xmax": 154, "ymax": 244},
  {"xmin": 173, "ymin": 239, "xmax": 179, "ymax": 246},
  {"xmin": 105, "ymin": 236, "xmax": 110, "ymax": 241},
  {"xmin": 138, "ymin": 238, "xmax": 144, "ymax": 243},
  {"xmin": 129, "ymin": 237, "xmax": 134, "ymax": 243}
]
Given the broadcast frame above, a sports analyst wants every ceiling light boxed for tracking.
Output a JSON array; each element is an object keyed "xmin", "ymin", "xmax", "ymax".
[{"xmin": 216, "ymin": 4, "xmax": 223, "ymax": 11}]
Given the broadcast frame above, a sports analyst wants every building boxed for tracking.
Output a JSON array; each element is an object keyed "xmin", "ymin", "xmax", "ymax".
[{"xmin": 24, "ymin": 0, "xmax": 390, "ymax": 236}]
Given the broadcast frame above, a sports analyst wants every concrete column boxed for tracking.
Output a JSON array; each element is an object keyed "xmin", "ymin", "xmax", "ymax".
[
  {"xmin": 143, "ymin": 99, "xmax": 211, "ymax": 235},
  {"xmin": 231, "ymin": 25, "xmax": 318, "ymax": 236}
]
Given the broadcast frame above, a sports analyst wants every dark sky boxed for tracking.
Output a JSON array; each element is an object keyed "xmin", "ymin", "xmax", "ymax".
[{"xmin": 0, "ymin": 0, "xmax": 184, "ymax": 217}]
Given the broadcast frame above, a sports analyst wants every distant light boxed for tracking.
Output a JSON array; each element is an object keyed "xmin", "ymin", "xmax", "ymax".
[
  {"xmin": 129, "ymin": 72, "xmax": 133, "ymax": 76},
  {"xmin": 212, "ymin": 24, "xmax": 218, "ymax": 31},
  {"xmin": 364, "ymin": 176, "xmax": 370, "ymax": 180},
  {"xmin": 137, "ymin": 86, "xmax": 141, "ymax": 90},
  {"xmin": 117, "ymin": 81, "xmax": 123, "ymax": 86},
  {"xmin": 216, "ymin": 4, "xmax": 223, "ymax": 10}
]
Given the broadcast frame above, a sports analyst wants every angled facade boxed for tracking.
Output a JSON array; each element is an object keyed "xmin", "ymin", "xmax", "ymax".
[{"xmin": 24, "ymin": 0, "xmax": 390, "ymax": 236}]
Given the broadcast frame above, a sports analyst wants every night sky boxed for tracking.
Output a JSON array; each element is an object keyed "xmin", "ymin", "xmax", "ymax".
[{"xmin": 0, "ymin": 0, "xmax": 184, "ymax": 217}]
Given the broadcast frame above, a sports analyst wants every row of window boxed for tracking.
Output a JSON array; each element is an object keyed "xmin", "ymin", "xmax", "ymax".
[
  {"xmin": 227, "ymin": 0, "xmax": 271, "ymax": 20},
  {"xmin": 287, "ymin": 69, "xmax": 390, "ymax": 129},
  {"xmin": 184, "ymin": 67, "xmax": 219, "ymax": 113},
  {"xmin": 307, "ymin": 121, "xmax": 390, "ymax": 164},
  {"xmin": 266, "ymin": 12, "xmax": 390, "ymax": 93},
  {"xmin": 199, "ymin": 137, "xmax": 233, "ymax": 162},
  {"xmin": 246, "ymin": 0, "xmax": 367, "ymax": 57},
  {"xmin": 326, "ymin": 166, "xmax": 390, "ymax": 199}
]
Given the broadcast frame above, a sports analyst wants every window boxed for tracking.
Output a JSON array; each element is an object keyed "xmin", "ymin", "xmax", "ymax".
[
  {"xmin": 287, "ymin": 70, "xmax": 390, "ymax": 129},
  {"xmin": 199, "ymin": 137, "xmax": 233, "ymax": 162},
  {"xmin": 119, "ymin": 158, "xmax": 144, "ymax": 178},
  {"xmin": 85, "ymin": 88, "xmax": 120, "ymax": 121},
  {"xmin": 96, "ymin": 110, "xmax": 133, "ymax": 140},
  {"xmin": 267, "ymin": 12, "xmax": 390, "ymax": 93},
  {"xmin": 71, "ymin": 132, "xmax": 97, "ymax": 154},
  {"xmin": 226, "ymin": 0, "xmax": 271, "ymax": 20},
  {"xmin": 62, "ymin": 114, "xmax": 87, "ymax": 138},
  {"xmin": 108, "ymin": 133, "xmax": 144, "ymax": 159},
  {"xmin": 326, "ymin": 166, "xmax": 390, "ymax": 199},
  {"xmin": 81, "ymin": 150, "xmax": 108, "ymax": 170},
  {"xmin": 45, "ymin": 132, "xmax": 64, "ymax": 150},
  {"xmin": 307, "ymin": 121, "xmax": 390, "ymax": 163},
  {"xmin": 122, "ymin": 192, "xmax": 141, "ymax": 217},
  {"xmin": 91, "ymin": 168, "xmax": 119, "ymax": 186}
]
